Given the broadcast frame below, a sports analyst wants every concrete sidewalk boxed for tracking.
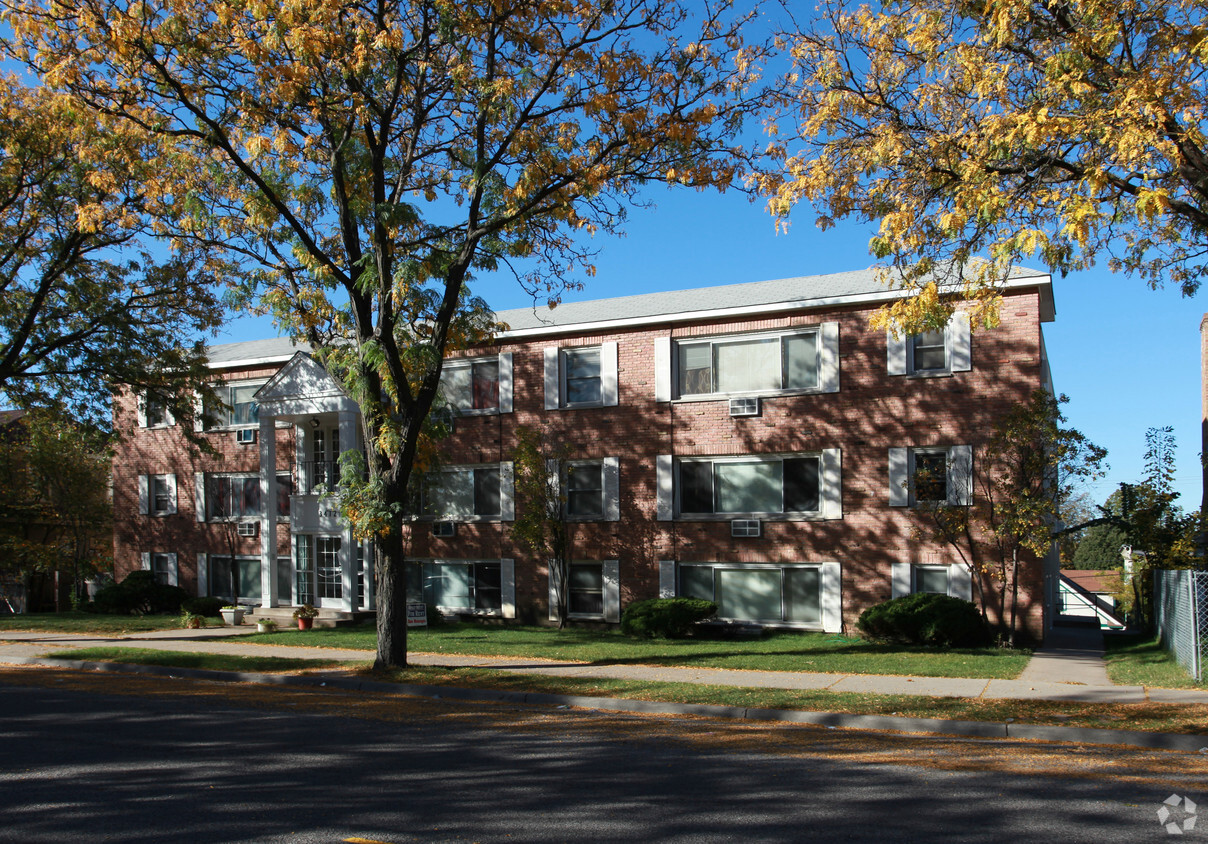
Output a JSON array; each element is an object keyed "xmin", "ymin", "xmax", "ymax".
[{"xmin": 2, "ymin": 625, "xmax": 1205, "ymax": 705}]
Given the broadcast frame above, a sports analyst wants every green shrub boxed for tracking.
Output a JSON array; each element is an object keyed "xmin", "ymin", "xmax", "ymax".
[
  {"xmin": 620, "ymin": 598, "xmax": 717, "ymax": 639},
  {"xmin": 181, "ymin": 597, "xmax": 224, "ymax": 617},
  {"xmin": 92, "ymin": 571, "xmax": 189, "ymax": 616},
  {"xmin": 857, "ymin": 593, "xmax": 989, "ymax": 647}
]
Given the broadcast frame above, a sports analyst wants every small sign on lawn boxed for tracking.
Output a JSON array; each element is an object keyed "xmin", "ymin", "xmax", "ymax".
[{"xmin": 406, "ymin": 601, "xmax": 428, "ymax": 628}]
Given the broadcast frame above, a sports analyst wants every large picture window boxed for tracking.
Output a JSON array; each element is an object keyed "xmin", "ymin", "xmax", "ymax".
[
  {"xmin": 208, "ymin": 555, "xmax": 262, "ymax": 601},
  {"xmin": 680, "ymin": 564, "xmax": 823, "ymax": 625},
  {"xmin": 676, "ymin": 331, "xmax": 818, "ymax": 397},
  {"xmin": 408, "ymin": 561, "xmax": 502, "ymax": 612},
  {"xmin": 440, "ymin": 358, "xmax": 500, "ymax": 413},
  {"xmin": 208, "ymin": 475, "xmax": 261, "ymax": 520},
  {"xmin": 678, "ymin": 456, "xmax": 820, "ymax": 516}
]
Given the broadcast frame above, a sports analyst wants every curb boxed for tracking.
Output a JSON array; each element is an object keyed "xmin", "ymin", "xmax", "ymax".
[{"xmin": 14, "ymin": 656, "xmax": 1208, "ymax": 752}]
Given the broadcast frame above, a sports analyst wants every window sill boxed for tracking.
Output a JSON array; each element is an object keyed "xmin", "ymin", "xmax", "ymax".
[
  {"xmin": 674, "ymin": 513, "xmax": 829, "ymax": 522},
  {"xmin": 905, "ymin": 370, "xmax": 954, "ymax": 379},
  {"xmin": 672, "ymin": 388, "xmax": 823, "ymax": 404}
]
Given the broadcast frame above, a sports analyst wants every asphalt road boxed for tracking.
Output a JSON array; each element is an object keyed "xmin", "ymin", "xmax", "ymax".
[{"xmin": 0, "ymin": 671, "xmax": 1199, "ymax": 843}]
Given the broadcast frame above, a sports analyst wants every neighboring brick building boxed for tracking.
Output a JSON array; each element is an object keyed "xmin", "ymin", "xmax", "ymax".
[{"xmin": 113, "ymin": 266, "xmax": 1057, "ymax": 640}]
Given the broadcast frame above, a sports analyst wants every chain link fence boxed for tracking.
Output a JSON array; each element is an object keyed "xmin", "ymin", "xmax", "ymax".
[{"xmin": 1154, "ymin": 569, "xmax": 1208, "ymax": 682}]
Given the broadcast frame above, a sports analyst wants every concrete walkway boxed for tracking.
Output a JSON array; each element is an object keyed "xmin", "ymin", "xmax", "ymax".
[{"xmin": 1, "ymin": 625, "xmax": 1205, "ymax": 705}]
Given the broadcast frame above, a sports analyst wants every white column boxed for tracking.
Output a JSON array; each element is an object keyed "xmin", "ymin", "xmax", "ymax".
[
  {"xmin": 338, "ymin": 411, "xmax": 358, "ymax": 610},
  {"xmin": 259, "ymin": 413, "xmax": 278, "ymax": 607}
]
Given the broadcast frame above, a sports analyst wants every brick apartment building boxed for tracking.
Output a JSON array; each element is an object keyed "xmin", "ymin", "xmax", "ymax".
[{"xmin": 112, "ymin": 266, "xmax": 1057, "ymax": 640}]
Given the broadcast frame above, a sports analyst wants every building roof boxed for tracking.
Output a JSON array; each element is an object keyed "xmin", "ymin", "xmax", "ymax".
[
  {"xmin": 1061, "ymin": 570, "xmax": 1123, "ymax": 594},
  {"xmin": 203, "ymin": 263, "xmax": 1054, "ymax": 362},
  {"xmin": 493, "ymin": 263, "xmax": 1054, "ymax": 337}
]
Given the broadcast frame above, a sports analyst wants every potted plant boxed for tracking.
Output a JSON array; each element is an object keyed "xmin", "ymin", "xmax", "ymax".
[
  {"xmin": 180, "ymin": 610, "xmax": 206, "ymax": 630},
  {"xmin": 292, "ymin": 604, "xmax": 318, "ymax": 630},
  {"xmin": 220, "ymin": 605, "xmax": 244, "ymax": 626},
  {"xmin": 256, "ymin": 618, "xmax": 278, "ymax": 634}
]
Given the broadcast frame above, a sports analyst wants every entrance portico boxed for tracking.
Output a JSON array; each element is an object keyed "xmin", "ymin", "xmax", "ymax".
[{"xmin": 253, "ymin": 353, "xmax": 373, "ymax": 612}]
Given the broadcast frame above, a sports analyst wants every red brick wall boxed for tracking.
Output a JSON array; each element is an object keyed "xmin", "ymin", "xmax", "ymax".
[{"xmin": 112, "ymin": 288, "xmax": 1049, "ymax": 640}]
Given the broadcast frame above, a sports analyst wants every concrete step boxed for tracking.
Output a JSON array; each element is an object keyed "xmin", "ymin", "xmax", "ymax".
[{"xmin": 244, "ymin": 607, "xmax": 370, "ymax": 630}]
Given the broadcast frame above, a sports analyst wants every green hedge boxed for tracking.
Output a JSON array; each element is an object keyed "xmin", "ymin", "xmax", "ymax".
[
  {"xmin": 620, "ymin": 598, "xmax": 717, "ymax": 639},
  {"xmin": 856, "ymin": 593, "xmax": 989, "ymax": 647},
  {"xmin": 92, "ymin": 571, "xmax": 189, "ymax": 616}
]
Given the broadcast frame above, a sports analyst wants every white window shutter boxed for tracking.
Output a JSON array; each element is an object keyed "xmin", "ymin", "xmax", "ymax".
[
  {"xmin": 891, "ymin": 563, "xmax": 912, "ymax": 598},
  {"xmin": 548, "ymin": 559, "xmax": 561, "ymax": 622},
  {"xmin": 165, "ymin": 553, "xmax": 179, "ymax": 586},
  {"xmin": 602, "ymin": 456, "xmax": 620, "ymax": 521},
  {"xmin": 820, "ymin": 448, "xmax": 842, "ymax": 519},
  {"xmin": 659, "ymin": 560, "xmax": 676, "ymax": 598},
  {"xmin": 500, "ymin": 462, "xmax": 515, "ymax": 521},
  {"xmin": 500, "ymin": 558, "xmax": 516, "ymax": 619},
  {"xmin": 819, "ymin": 322, "xmax": 840, "ymax": 393},
  {"xmin": 602, "ymin": 559, "xmax": 621, "ymax": 623},
  {"xmin": 140, "ymin": 552, "xmax": 150, "ymax": 571},
  {"xmin": 164, "ymin": 405, "xmax": 176, "ymax": 427},
  {"xmin": 545, "ymin": 458, "xmax": 561, "ymax": 509},
  {"xmin": 656, "ymin": 455, "xmax": 674, "ymax": 521},
  {"xmin": 948, "ymin": 445, "xmax": 973, "ymax": 506},
  {"xmin": 195, "ymin": 473, "xmax": 206, "ymax": 522},
  {"xmin": 138, "ymin": 475, "xmax": 149, "ymax": 515},
  {"xmin": 543, "ymin": 347, "xmax": 560, "ymax": 410},
  {"xmin": 165, "ymin": 474, "xmax": 178, "ymax": 515},
  {"xmin": 887, "ymin": 330, "xmax": 907, "ymax": 376},
  {"xmin": 654, "ymin": 337, "xmax": 672, "ymax": 402},
  {"xmin": 820, "ymin": 562, "xmax": 842, "ymax": 632},
  {"xmin": 601, "ymin": 341, "xmax": 619, "ymax": 407},
  {"xmin": 197, "ymin": 552, "xmax": 208, "ymax": 597},
  {"xmin": 136, "ymin": 394, "xmax": 148, "ymax": 428},
  {"xmin": 950, "ymin": 312, "xmax": 971, "ymax": 372},
  {"xmin": 888, "ymin": 448, "xmax": 909, "ymax": 507},
  {"xmin": 498, "ymin": 352, "xmax": 514, "ymax": 413},
  {"xmin": 948, "ymin": 563, "xmax": 973, "ymax": 601},
  {"xmin": 193, "ymin": 391, "xmax": 205, "ymax": 432}
]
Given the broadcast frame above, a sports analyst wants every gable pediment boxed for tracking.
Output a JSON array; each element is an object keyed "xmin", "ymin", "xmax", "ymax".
[{"xmin": 254, "ymin": 352, "xmax": 355, "ymax": 412}]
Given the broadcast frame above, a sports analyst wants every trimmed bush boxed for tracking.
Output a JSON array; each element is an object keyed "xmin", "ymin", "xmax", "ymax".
[
  {"xmin": 620, "ymin": 597, "xmax": 717, "ymax": 639},
  {"xmin": 181, "ymin": 596, "xmax": 225, "ymax": 618},
  {"xmin": 857, "ymin": 593, "xmax": 989, "ymax": 647},
  {"xmin": 92, "ymin": 571, "xmax": 189, "ymax": 616}
]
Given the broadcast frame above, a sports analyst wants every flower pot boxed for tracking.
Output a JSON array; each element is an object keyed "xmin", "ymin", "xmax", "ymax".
[
  {"xmin": 256, "ymin": 622, "xmax": 275, "ymax": 633},
  {"xmin": 297, "ymin": 617, "xmax": 313, "ymax": 630},
  {"xmin": 220, "ymin": 608, "xmax": 244, "ymax": 626}
]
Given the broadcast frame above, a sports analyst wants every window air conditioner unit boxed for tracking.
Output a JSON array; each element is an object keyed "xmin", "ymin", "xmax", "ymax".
[
  {"xmin": 235, "ymin": 428, "xmax": 257, "ymax": 444},
  {"xmin": 237, "ymin": 522, "xmax": 259, "ymax": 537},
  {"xmin": 731, "ymin": 519, "xmax": 761, "ymax": 538},
  {"xmin": 729, "ymin": 397, "xmax": 760, "ymax": 417},
  {"xmin": 432, "ymin": 521, "xmax": 456, "ymax": 538}
]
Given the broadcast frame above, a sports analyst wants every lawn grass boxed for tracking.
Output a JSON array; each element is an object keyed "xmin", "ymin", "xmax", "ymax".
[
  {"xmin": 37, "ymin": 646, "xmax": 1207, "ymax": 735},
  {"xmin": 0, "ymin": 612, "xmax": 184, "ymax": 634},
  {"xmin": 1104, "ymin": 633, "xmax": 1206, "ymax": 689},
  {"xmin": 46, "ymin": 647, "xmax": 356, "ymax": 673},
  {"xmin": 250, "ymin": 622, "xmax": 1032, "ymax": 679}
]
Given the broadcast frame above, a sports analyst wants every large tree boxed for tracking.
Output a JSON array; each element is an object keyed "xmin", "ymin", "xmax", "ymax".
[
  {"xmin": 0, "ymin": 74, "xmax": 223, "ymax": 427},
  {"xmin": 6, "ymin": 0, "xmax": 769, "ymax": 666},
  {"xmin": 759, "ymin": 0, "xmax": 1208, "ymax": 331}
]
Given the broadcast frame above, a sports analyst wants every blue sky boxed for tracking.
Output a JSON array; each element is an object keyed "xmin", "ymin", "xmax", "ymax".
[{"xmin": 217, "ymin": 185, "xmax": 1208, "ymax": 514}]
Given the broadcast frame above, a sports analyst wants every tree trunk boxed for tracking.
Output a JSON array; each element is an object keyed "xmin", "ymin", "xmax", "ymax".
[
  {"xmin": 374, "ymin": 529, "xmax": 408, "ymax": 669},
  {"xmin": 1009, "ymin": 546, "xmax": 1020, "ymax": 647}
]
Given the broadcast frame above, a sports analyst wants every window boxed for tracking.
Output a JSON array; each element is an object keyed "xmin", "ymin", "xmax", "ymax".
[
  {"xmin": 678, "ymin": 331, "xmax": 816, "ymax": 395},
  {"xmin": 439, "ymin": 354, "xmax": 512, "ymax": 415},
  {"xmin": 203, "ymin": 381, "xmax": 267, "ymax": 429},
  {"xmin": 887, "ymin": 446, "xmax": 973, "ymax": 507},
  {"xmin": 675, "ymin": 562, "xmax": 840, "ymax": 628},
  {"xmin": 138, "ymin": 474, "xmax": 177, "ymax": 516},
  {"xmin": 138, "ymin": 393, "xmax": 173, "ymax": 428},
  {"xmin": 891, "ymin": 563, "xmax": 973, "ymax": 601},
  {"xmin": 207, "ymin": 474, "xmax": 261, "ymax": 520},
  {"xmin": 655, "ymin": 324, "xmax": 839, "ymax": 401},
  {"xmin": 141, "ymin": 552, "xmax": 178, "ymax": 586},
  {"xmin": 276, "ymin": 473, "xmax": 293, "ymax": 519},
  {"xmin": 563, "ymin": 457, "xmax": 620, "ymax": 521},
  {"xmin": 208, "ymin": 555, "xmax": 262, "ymax": 601},
  {"xmin": 544, "ymin": 342, "xmax": 618, "ymax": 409},
  {"xmin": 887, "ymin": 312, "xmax": 971, "ymax": 376},
  {"xmin": 408, "ymin": 560, "xmax": 509, "ymax": 614},
  {"xmin": 549, "ymin": 560, "xmax": 620, "ymax": 622},
  {"xmin": 423, "ymin": 464, "xmax": 514, "ymax": 521},
  {"xmin": 657, "ymin": 451, "xmax": 842, "ymax": 521},
  {"xmin": 317, "ymin": 536, "xmax": 342, "ymax": 600}
]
